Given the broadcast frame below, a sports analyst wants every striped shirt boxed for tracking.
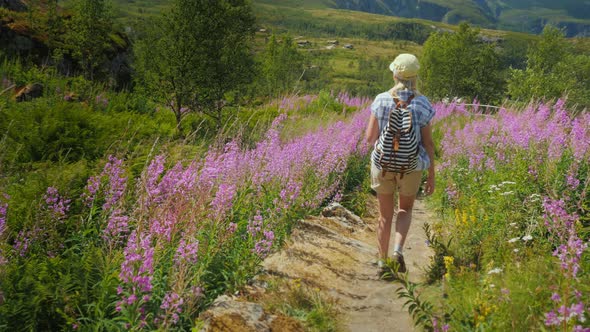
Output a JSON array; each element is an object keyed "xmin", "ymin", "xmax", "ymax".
[{"xmin": 370, "ymin": 89, "xmax": 435, "ymax": 171}]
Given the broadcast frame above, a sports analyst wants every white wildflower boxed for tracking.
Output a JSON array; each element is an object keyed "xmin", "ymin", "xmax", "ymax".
[
  {"xmin": 522, "ymin": 235, "xmax": 533, "ymax": 241},
  {"xmin": 513, "ymin": 249, "xmax": 520, "ymax": 253},
  {"xmin": 508, "ymin": 237, "xmax": 520, "ymax": 243},
  {"xmin": 501, "ymin": 181, "xmax": 516, "ymax": 185},
  {"xmin": 509, "ymin": 222, "xmax": 518, "ymax": 227},
  {"xmin": 488, "ymin": 268, "xmax": 503, "ymax": 275},
  {"xmin": 528, "ymin": 193, "xmax": 542, "ymax": 202}
]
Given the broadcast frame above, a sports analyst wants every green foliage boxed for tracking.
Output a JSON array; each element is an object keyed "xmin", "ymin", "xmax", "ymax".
[
  {"xmin": 0, "ymin": 99, "xmax": 174, "ymax": 166},
  {"xmin": 261, "ymin": 34, "xmax": 305, "ymax": 97},
  {"xmin": 0, "ymin": 246, "xmax": 120, "ymax": 331},
  {"xmin": 134, "ymin": 0, "xmax": 256, "ymax": 128},
  {"xmin": 424, "ymin": 222, "xmax": 453, "ymax": 284},
  {"xmin": 63, "ymin": 0, "xmax": 114, "ymax": 80},
  {"xmin": 339, "ymin": 153, "xmax": 372, "ymax": 217},
  {"xmin": 420, "ymin": 23, "xmax": 504, "ymax": 103},
  {"xmin": 507, "ymin": 26, "xmax": 590, "ymax": 107},
  {"xmin": 396, "ymin": 273, "xmax": 436, "ymax": 331},
  {"xmin": 352, "ymin": 56, "xmax": 392, "ymax": 97},
  {"xmin": 268, "ymin": 280, "xmax": 339, "ymax": 332}
]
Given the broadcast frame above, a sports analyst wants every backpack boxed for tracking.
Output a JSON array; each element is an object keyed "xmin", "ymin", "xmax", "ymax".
[{"xmin": 372, "ymin": 93, "xmax": 419, "ymax": 175}]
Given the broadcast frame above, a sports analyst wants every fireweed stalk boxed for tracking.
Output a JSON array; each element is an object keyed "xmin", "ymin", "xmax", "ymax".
[
  {"xmin": 543, "ymin": 198, "xmax": 588, "ymax": 331},
  {"xmin": 12, "ymin": 187, "xmax": 71, "ymax": 258},
  {"xmin": 82, "ymin": 155, "xmax": 130, "ymax": 245},
  {"xmin": 435, "ymin": 99, "xmax": 590, "ymax": 173},
  {"xmin": 0, "ymin": 194, "xmax": 8, "ymax": 265},
  {"xmin": 106, "ymin": 95, "xmax": 371, "ymax": 328}
]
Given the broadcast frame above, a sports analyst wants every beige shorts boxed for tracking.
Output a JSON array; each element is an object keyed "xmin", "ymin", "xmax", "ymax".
[{"xmin": 370, "ymin": 163, "xmax": 423, "ymax": 196}]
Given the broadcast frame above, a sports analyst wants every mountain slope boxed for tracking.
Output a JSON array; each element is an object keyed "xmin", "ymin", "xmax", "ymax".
[{"xmin": 268, "ymin": 0, "xmax": 590, "ymax": 36}]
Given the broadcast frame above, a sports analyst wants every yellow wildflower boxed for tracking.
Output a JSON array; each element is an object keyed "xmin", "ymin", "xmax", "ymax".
[{"xmin": 443, "ymin": 256, "xmax": 454, "ymax": 280}]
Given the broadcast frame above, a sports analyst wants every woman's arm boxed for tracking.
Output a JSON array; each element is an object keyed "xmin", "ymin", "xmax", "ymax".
[
  {"xmin": 366, "ymin": 114, "xmax": 380, "ymax": 146},
  {"xmin": 421, "ymin": 124, "xmax": 436, "ymax": 195}
]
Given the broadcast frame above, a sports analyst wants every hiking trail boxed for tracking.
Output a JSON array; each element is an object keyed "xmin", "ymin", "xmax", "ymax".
[{"xmin": 200, "ymin": 197, "xmax": 434, "ymax": 332}]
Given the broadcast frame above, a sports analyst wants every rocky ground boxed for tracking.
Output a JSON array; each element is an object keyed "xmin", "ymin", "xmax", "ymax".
[{"xmin": 199, "ymin": 197, "xmax": 434, "ymax": 332}]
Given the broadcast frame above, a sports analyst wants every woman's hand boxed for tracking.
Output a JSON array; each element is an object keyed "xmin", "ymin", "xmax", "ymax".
[{"xmin": 424, "ymin": 172, "xmax": 435, "ymax": 196}]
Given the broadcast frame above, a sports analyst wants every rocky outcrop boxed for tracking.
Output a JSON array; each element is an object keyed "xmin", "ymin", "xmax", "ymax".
[
  {"xmin": 0, "ymin": 0, "xmax": 26, "ymax": 12},
  {"xmin": 0, "ymin": 28, "xmax": 47, "ymax": 56}
]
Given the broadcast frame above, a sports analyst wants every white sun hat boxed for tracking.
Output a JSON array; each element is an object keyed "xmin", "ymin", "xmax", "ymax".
[{"xmin": 389, "ymin": 53, "xmax": 420, "ymax": 80}]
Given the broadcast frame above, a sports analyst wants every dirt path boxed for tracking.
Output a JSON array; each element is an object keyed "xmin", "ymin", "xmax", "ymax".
[
  {"xmin": 262, "ymin": 197, "xmax": 434, "ymax": 332},
  {"xmin": 200, "ymin": 197, "xmax": 434, "ymax": 332}
]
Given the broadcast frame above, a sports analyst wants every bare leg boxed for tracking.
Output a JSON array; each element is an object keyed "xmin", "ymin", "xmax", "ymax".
[
  {"xmin": 394, "ymin": 194, "xmax": 416, "ymax": 251},
  {"xmin": 377, "ymin": 193, "xmax": 395, "ymax": 260}
]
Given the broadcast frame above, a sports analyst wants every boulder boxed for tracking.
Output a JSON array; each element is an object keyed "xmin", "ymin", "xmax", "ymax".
[
  {"xmin": 321, "ymin": 202, "xmax": 366, "ymax": 228},
  {"xmin": 199, "ymin": 295, "xmax": 304, "ymax": 332},
  {"xmin": 14, "ymin": 83, "xmax": 43, "ymax": 102}
]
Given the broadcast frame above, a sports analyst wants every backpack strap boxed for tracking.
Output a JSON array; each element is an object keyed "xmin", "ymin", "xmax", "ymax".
[{"xmin": 393, "ymin": 94, "xmax": 415, "ymax": 109}]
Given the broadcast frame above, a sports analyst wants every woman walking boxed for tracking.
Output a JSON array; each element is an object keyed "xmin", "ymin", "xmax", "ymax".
[{"xmin": 365, "ymin": 53, "xmax": 436, "ymax": 276}]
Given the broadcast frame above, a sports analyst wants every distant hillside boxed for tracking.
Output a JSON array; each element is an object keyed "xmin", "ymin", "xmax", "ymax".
[{"xmin": 259, "ymin": 0, "xmax": 590, "ymax": 37}]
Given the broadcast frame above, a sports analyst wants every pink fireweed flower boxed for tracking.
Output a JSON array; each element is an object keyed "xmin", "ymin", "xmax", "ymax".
[
  {"xmin": 545, "ymin": 310, "xmax": 560, "ymax": 326},
  {"xmin": 143, "ymin": 155, "xmax": 166, "ymax": 206},
  {"xmin": 95, "ymin": 94, "xmax": 108, "ymax": 108},
  {"xmin": 82, "ymin": 175, "xmax": 101, "ymax": 207},
  {"xmin": 543, "ymin": 197, "xmax": 588, "ymax": 327},
  {"xmin": 0, "ymin": 194, "xmax": 8, "ymax": 264},
  {"xmin": 14, "ymin": 229, "xmax": 35, "ymax": 257},
  {"xmin": 159, "ymin": 292, "xmax": 184, "ymax": 326},
  {"xmin": 209, "ymin": 184, "xmax": 236, "ymax": 220},
  {"xmin": 0, "ymin": 194, "xmax": 7, "ymax": 237},
  {"xmin": 247, "ymin": 213, "xmax": 264, "ymax": 238},
  {"xmin": 43, "ymin": 187, "xmax": 70, "ymax": 221},
  {"xmin": 103, "ymin": 209, "xmax": 130, "ymax": 245},
  {"xmin": 253, "ymin": 230, "xmax": 274, "ymax": 257},
  {"xmin": 174, "ymin": 238, "xmax": 199, "ymax": 265},
  {"xmin": 82, "ymin": 156, "xmax": 127, "ymax": 211},
  {"xmin": 436, "ymin": 100, "xmax": 590, "ymax": 173},
  {"xmin": 566, "ymin": 175, "xmax": 580, "ymax": 190},
  {"xmin": 102, "ymin": 156, "xmax": 127, "ymax": 211},
  {"xmin": 147, "ymin": 160, "xmax": 198, "ymax": 207},
  {"xmin": 119, "ymin": 231, "xmax": 154, "ymax": 294}
]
